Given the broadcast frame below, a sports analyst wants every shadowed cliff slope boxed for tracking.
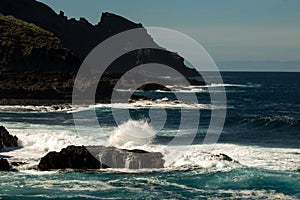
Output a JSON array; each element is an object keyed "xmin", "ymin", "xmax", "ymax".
[{"xmin": 0, "ymin": 0, "xmax": 143, "ymax": 56}]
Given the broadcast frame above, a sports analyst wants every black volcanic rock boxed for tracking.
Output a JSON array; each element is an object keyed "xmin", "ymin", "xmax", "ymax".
[
  {"xmin": 0, "ymin": 158, "xmax": 10, "ymax": 171},
  {"xmin": 0, "ymin": 126, "xmax": 18, "ymax": 150},
  {"xmin": 138, "ymin": 83, "xmax": 170, "ymax": 91},
  {"xmin": 38, "ymin": 146, "xmax": 102, "ymax": 170},
  {"xmin": 38, "ymin": 145, "xmax": 165, "ymax": 170}
]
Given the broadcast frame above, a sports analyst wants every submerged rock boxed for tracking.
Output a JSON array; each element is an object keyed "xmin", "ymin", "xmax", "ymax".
[
  {"xmin": 38, "ymin": 145, "xmax": 165, "ymax": 171},
  {"xmin": 10, "ymin": 162, "xmax": 28, "ymax": 167},
  {"xmin": 0, "ymin": 126, "xmax": 18, "ymax": 150}
]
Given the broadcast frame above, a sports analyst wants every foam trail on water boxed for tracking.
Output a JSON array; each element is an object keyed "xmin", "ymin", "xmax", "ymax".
[{"xmin": 157, "ymin": 144, "xmax": 300, "ymax": 172}]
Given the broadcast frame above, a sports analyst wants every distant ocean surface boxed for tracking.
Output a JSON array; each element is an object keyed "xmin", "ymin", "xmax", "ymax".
[{"xmin": 0, "ymin": 72, "xmax": 299, "ymax": 199}]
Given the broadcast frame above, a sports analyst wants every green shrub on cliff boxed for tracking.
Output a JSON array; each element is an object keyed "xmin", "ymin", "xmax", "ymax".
[
  {"xmin": 0, "ymin": 13, "xmax": 82, "ymax": 71},
  {"xmin": 0, "ymin": 13, "xmax": 62, "ymax": 50}
]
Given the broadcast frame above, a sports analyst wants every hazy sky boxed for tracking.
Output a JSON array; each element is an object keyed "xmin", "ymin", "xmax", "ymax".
[{"xmin": 38, "ymin": 0, "xmax": 300, "ymax": 71}]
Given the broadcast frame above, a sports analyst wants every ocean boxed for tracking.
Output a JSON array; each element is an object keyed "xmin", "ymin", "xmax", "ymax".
[{"xmin": 0, "ymin": 72, "xmax": 299, "ymax": 199}]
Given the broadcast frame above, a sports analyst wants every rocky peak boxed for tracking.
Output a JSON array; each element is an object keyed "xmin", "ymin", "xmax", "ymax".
[{"xmin": 98, "ymin": 12, "xmax": 142, "ymax": 29}]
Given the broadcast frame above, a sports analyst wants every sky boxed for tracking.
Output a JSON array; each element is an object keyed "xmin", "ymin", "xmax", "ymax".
[{"xmin": 38, "ymin": 0, "xmax": 300, "ymax": 71}]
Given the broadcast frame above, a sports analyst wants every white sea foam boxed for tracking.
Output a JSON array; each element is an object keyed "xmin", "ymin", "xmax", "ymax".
[
  {"xmin": 0, "ymin": 105, "xmax": 74, "ymax": 113},
  {"xmin": 0, "ymin": 123, "xmax": 106, "ymax": 167},
  {"xmin": 0, "ymin": 101, "xmax": 227, "ymax": 117},
  {"xmin": 1, "ymin": 118, "xmax": 299, "ymax": 172},
  {"xmin": 102, "ymin": 120, "xmax": 300, "ymax": 172},
  {"xmin": 160, "ymin": 144, "xmax": 300, "ymax": 171},
  {"xmin": 108, "ymin": 120, "xmax": 155, "ymax": 148},
  {"xmin": 103, "ymin": 121, "xmax": 300, "ymax": 172},
  {"xmin": 67, "ymin": 101, "xmax": 226, "ymax": 114},
  {"xmin": 115, "ymin": 83, "xmax": 261, "ymax": 94}
]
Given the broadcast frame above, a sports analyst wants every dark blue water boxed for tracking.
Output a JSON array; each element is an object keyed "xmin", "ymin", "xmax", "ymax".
[
  {"xmin": 222, "ymin": 72, "xmax": 300, "ymax": 148},
  {"xmin": 0, "ymin": 72, "xmax": 299, "ymax": 199},
  {"xmin": 96, "ymin": 72, "xmax": 300, "ymax": 148}
]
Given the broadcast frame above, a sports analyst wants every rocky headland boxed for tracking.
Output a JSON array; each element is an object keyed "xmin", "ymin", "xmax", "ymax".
[{"xmin": 0, "ymin": 0, "xmax": 204, "ymax": 105}]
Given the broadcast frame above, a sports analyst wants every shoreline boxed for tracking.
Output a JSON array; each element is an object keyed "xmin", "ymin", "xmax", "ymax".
[{"xmin": 0, "ymin": 99, "xmax": 112, "ymax": 106}]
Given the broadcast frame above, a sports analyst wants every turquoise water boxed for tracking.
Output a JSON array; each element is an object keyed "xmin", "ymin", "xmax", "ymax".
[
  {"xmin": 0, "ymin": 168, "xmax": 299, "ymax": 199},
  {"xmin": 0, "ymin": 72, "xmax": 300, "ymax": 199}
]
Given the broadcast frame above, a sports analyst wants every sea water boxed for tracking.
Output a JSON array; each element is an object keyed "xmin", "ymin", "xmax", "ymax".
[{"xmin": 0, "ymin": 72, "xmax": 299, "ymax": 199}]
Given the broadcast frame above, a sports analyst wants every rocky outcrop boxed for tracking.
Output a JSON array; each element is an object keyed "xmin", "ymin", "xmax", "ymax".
[
  {"xmin": 87, "ymin": 146, "xmax": 165, "ymax": 169},
  {"xmin": 0, "ymin": 69, "xmax": 75, "ymax": 102},
  {"xmin": 0, "ymin": 126, "xmax": 18, "ymax": 150},
  {"xmin": 211, "ymin": 153, "xmax": 238, "ymax": 163},
  {"xmin": 38, "ymin": 145, "xmax": 165, "ymax": 171},
  {"xmin": 138, "ymin": 84, "xmax": 171, "ymax": 92},
  {"xmin": 0, "ymin": 158, "xmax": 10, "ymax": 171},
  {"xmin": 38, "ymin": 146, "xmax": 101, "ymax": 171}
]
